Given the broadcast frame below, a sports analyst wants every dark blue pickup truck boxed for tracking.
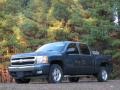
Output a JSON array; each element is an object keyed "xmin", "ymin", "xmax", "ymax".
[{"xmin": 8, "ymin": 41, "xmax": 112, "ymax": 83}]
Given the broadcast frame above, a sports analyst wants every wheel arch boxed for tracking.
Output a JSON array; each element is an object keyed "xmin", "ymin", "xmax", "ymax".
[
  {"xmin": 50, "ymin": 60, "xmax": 64, "ymax": 69},
  {"xmin": 100, "ymin": 62, "xmax": 109, "ymax": 67}
]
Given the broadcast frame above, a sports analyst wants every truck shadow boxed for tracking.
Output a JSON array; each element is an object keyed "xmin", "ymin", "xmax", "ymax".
[{"xmin": 30, "ymin": 80, "xmax": 106, "ymax": 84}]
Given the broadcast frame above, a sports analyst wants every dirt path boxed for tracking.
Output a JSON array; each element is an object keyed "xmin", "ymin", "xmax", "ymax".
[{"xmin": 0, "ymin": 80, "xmax": 120, "ymax": 90}]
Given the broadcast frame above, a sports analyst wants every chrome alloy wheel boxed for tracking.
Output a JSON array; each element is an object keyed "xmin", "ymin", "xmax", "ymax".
[
  {"xmin": 102, "ymin": 70, "xmax": 108, "ymax": 81},
  {"xmin": 52, "ymin": 68, "xmax": 62, "ymax": 82}
]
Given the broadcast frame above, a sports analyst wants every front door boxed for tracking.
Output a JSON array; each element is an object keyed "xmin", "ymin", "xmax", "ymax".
[{"xmin": 64, "ymin": 43, "xmax": 80, "ymax": 75}]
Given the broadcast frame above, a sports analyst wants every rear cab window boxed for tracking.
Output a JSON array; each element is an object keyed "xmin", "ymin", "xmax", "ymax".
[{"xmin": 79, "ymin": 43, "xmax": 90, "ymax": 55}]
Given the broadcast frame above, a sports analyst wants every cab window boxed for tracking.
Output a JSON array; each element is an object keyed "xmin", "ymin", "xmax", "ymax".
[
  {"xmin": 67, "ymin": 43, "xmax": 79, "ymax": 54},
  {"xmin": 79, "ymin": 44, "xmax": 90, "ymax": 55}
]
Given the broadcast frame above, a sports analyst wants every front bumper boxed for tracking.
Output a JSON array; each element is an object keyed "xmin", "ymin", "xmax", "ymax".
[{"xmin": 8, "ymin": 64, "xmax": 50, "ymax": 79}]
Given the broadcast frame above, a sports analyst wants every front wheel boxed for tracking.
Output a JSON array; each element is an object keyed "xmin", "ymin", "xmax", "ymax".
[
  {"xmin": 48, "ymin": 64, "xmax": 63, "ymax": 83},
  {"xmin": 15, "ymin": 79, "xmax": 30, "ymax": 84},
  {"xmin": 97, "ymin": 67, "xmax": 109, "ymax": 82}
]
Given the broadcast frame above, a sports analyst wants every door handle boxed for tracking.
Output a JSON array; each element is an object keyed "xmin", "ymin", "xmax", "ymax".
[
  {"xmin": 81, "ymin": 60, "xmax": 86, "ymax": 65},
  {"xmin": 75, "ymin": 60, "xmax": 81, "ymax": 64}
]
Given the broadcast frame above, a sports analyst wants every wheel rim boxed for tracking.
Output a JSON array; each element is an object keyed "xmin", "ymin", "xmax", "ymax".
[
  {"xmin": 102, "ymin": 70, "xmax": 108, "ymax": 80},
  {"xmin": 52, "ymin": 68, "xmax": 61, "ymax": 82}
]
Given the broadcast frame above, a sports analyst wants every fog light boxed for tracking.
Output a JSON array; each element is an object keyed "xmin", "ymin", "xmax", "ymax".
[{"xmin": 37, "ymin": 70, "xmax": 42, "ymax": 74}]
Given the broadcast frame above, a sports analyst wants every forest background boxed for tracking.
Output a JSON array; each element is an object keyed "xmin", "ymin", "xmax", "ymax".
[{"xmin": 0, "ymin": 0, "xmax": 120, "ymax": 79}]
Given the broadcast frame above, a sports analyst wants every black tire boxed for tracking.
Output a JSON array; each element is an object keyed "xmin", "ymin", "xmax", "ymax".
[
  {"xmin": 68, "ymin": 77, "xmax": 79, "ymax": 82},
  {"xmin": 97, "ymin": 67, "xmax": 109, "ymax": 82},
  {"xmin": 15, "ymin": 79, "xmax": 30, "ymax": 84},
  {"xmin": 48, "ymin": 64, "xmax": 63, "ymax": 83}
]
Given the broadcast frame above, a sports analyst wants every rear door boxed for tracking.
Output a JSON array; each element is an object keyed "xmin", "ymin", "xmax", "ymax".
[{"xmin": 78, "ymin": 43, "xmax": 94, "ymax": 74}]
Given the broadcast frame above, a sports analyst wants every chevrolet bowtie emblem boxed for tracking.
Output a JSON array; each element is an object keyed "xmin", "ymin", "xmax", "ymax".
[{"xmin": 18, "ymin": 60, "xmax": 23, "ymax": 63}]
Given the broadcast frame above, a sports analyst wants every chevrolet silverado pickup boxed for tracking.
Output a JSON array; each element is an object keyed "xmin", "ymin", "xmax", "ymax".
[{"xmin": 8, "ymin": 41, "xmax": 112, "ymax": 83}]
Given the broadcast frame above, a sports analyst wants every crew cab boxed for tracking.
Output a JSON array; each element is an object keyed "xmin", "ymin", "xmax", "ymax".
[{"xmin": 8, "ymin": 41, "xmax": 112, "ymax": 83}]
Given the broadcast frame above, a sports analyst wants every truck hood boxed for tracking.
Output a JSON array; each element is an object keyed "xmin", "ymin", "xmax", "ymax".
[{"xmin": 11, "ymin": 51, "xmax": 62, "ymax": 59}]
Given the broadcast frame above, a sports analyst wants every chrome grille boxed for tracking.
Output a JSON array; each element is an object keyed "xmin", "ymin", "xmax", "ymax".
[{"xmin": 11, "ymin": 57, "xmax": 35, "ymax": 65}]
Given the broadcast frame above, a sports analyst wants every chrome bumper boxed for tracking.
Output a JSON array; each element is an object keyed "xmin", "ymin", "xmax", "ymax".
[{"xmin": 8, "ymin": 65, "xmax": 35, "ymax": 72}]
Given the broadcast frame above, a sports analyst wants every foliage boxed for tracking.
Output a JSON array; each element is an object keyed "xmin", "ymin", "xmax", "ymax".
[{"xmin": 0, "ymin": 0, "xmax": 120, "ymax": 78}]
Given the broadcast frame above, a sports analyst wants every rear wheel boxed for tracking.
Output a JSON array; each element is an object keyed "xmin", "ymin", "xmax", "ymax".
[
  {"xmin": 97, "ymin": 67, "xmax": 109, "ymax": 82},
  {"xmin": 15, "ymin": 79, "xmax": 30, "ymax": 84},
  {"xmin": 68, "ymin": 77, "xmax": 79, "ymax": 82},
  {"xmin": 48, "ymin": 64, "xmax": 63, "ymax": 83}
]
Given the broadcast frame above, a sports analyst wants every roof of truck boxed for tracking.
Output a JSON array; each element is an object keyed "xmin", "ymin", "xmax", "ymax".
[{"xmin": 54, "ymin": 41, "xmax": 87, "ymax": 44}]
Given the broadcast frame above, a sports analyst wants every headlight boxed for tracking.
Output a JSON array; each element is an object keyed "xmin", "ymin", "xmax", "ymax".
[{"xmin": 36, "ymin": 56, "xmax": 48, "ymax": 64}]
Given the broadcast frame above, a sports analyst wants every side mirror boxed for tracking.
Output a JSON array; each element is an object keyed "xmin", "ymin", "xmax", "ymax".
[
  {"xmin": 92, "ymin": 51, "xmax": 100, "ymax": 55},
  {"xmin": 66, "ymin": 48, "xmax": 75, "ymax": 54}
]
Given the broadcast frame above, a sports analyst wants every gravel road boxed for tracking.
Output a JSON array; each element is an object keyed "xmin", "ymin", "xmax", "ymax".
[{"xmin": 0, "ymin": 80, "xmax": 120, "ymax": 90}]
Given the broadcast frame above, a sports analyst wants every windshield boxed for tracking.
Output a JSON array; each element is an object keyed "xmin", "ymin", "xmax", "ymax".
[{"xmin": 36, "ymin": 42, "xmax": 66, "ymax": 52}]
